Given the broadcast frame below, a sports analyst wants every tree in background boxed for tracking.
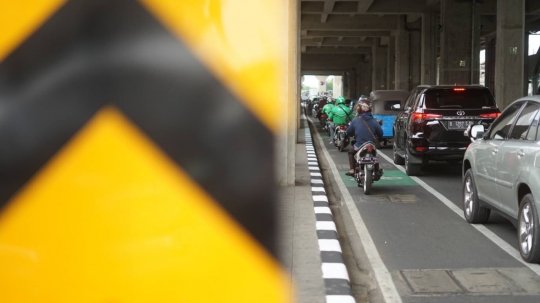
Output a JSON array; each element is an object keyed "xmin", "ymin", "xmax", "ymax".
[{"xmin": 326, "ymin": 77, "xmax": 333, "ymax": 92}]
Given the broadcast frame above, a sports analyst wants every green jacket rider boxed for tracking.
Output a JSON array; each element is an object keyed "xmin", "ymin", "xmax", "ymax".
[
  {"xmin": 329, "ymin": 96, "xmax": 354, "ymax": 125},
  {"xmin": 322, "ymin": 102, "xmax": 335, "ymax": 116}
]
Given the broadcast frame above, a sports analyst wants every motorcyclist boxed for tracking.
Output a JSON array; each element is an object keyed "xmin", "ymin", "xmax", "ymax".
[
  {"xmin": 316, "ymin": 96, "xmax": 328, "ymax": 120},
  {"xmin": 321, "ymin": 100, "xmax": 335, "ymax": 130},
  {"xmin": 328, "ymin": 96, "xmax": 354, "ymax": 145},
  {"xmin": 345, "ymin": 101, "xmax": 383, "ymax": 176}
]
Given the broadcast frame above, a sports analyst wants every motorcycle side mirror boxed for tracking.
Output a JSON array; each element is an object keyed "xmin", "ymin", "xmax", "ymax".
[
  {"xmin": 379, "ymin": 120, "xmax": 383, "ymax": 126},
  {"xmin": 464, "ymin": 124, "xmax": 485, "ymax": 140}
]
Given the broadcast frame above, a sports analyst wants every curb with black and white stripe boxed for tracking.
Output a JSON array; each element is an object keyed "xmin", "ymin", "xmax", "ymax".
[{"xmin": 305, "ymin": 127, "xmax": 356, "ymax": 303}]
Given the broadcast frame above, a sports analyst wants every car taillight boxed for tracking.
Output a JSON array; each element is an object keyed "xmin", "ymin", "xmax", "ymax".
[
  {"xmin": 415, "ymin": 147, "xmax": 426, "ymax": 151},
  {"xmin": 412, "ymin": 113, "xmax": 442, "ymax": 121},
  {"xmin": 480, "ymin": 112, "xmax": 501, "ymax": 118},
  {"xmin": 454, "ymin": 88, "xmax": 465, "ymax": 92}
]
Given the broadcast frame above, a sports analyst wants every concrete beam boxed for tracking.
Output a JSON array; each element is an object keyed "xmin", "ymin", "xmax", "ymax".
[
  {"xmin": 321, "ymin": 0, "xmax": 335, "ymax": 23},
  {"xmin": 305, "ymin": 30, "xmax": 392, "ymax": 37},
  {"xmin": 301, "ymin": 14, "xmax": 398, "ymax": 30},
  {"xmin": 358, "ymin": 0, "xmax": 375, "ymax": 13},
  {"xmin": 302, "ymin": 0, "xmax": 425, "ymax": 14},
  {"xmin": 301, "ymin": 37, "xmax": 374, "ymax": 47},
  {"xmin": 302, "ymin": 54, "xmax": 363, "ymax": 66},
  {"xmin": 304, "ymin": 46, "xmax": 371, "ymax": 54},
  {"xmin": 407, "ymin": 14, "xmax": 422, "ymax": 23}
]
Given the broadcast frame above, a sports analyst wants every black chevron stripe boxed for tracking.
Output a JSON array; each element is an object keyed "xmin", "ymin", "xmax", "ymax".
[{"xmin": 0, "ymin": 0, "xmax": 276, "ymax": 257}]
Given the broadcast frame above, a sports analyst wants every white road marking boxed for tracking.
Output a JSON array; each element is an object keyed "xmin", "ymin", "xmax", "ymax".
[
  {"xmin": 318, "ymin": 239, "xmax": 342, "ymax": 252},
  {"xmin": 326, "ymin": 296, "xmax": 356, "ymax": 303},
  {"xmin": 314, "ymin": 127, "xmax": 403, "ymax": 303},
  {"xmin": 309, "ymin": 167, "xmax": 320, "ymax": 171},
  {"xmin": 314, "ymin": 206, "xmax": 332, "ymax": 214},
  {"xmin": 311, "ymin": 172, "xmax": 322, "ymax": 177},
  {"xmin": 317, "ymin": 221, "xmax": 337, "ymax": 231},
  {"xmin": 312, "ymin": 186, "xmax": 326, "ymax": 192},
  {"xmin": 376, "ymin": 151, "xmax": 540, "ymax": 277},
  {"xmin": 311, "ymin": 179, "xmax": 324, "ymax": 184},
  {"xmin": 313, "ymin": 195, "xmax": 329, "ymax": 202},
  {"xmin": 321, "ymin": 263, "xmax": 350, "ymax": 280}
]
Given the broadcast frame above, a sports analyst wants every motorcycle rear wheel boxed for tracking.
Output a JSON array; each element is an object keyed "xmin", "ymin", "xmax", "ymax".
[
  {"xmin": 363, "ymin": 166, "xmax": 372, "ymax": 195},
  {"xmin": 338, "ymin": 140, "xmax": 345, "ymax": 152}
]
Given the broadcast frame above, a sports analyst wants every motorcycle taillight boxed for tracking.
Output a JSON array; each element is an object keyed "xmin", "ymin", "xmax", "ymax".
[
  {"xmin": 366, "ymin": 145, "xmax": 373, "ymax": 152},
  {"xmin": 340, "ymin": 125, "xmax": 345, "ymax": 130}
]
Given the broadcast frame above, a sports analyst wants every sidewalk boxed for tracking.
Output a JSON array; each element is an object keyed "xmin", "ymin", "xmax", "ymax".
[
  {"xmin": 278, "ymin": 116, "xmax": 355, "ymax": 303},
  {"xmin": 278, "ymin": 118, "xmax": 326, "ymax": 303}
]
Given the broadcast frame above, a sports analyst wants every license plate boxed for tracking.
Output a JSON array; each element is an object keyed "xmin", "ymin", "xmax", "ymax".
[{"xmin": 448, "ymin": 120, "xmax": 474, "ymax": 129}]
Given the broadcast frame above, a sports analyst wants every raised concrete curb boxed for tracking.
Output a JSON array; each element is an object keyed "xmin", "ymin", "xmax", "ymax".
[{"xmin": 305, "ymin": 126, "xmax": 356, "ymax": 303}]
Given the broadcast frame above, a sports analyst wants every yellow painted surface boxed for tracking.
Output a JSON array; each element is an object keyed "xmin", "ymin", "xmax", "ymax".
[
  {"xmin": 0, "ymin": 107, "xmax": 289, "ymax": 303},
  {"xmin": 0, "ymin": 0, "xmax": 67, "ymax": 62},
  {"xmin": 140, "ymin": 0, "xmax": 284, "ymax": 132}
]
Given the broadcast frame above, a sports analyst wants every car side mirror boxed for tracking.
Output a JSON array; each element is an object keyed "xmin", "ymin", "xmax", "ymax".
[{"xmin": 464, "ymin": 124, "xmax": 485, "ymax": 140}]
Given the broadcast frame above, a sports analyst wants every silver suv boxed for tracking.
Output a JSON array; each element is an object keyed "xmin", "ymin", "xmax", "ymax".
[{"xmin": 462, "ymin": 96, "xmax": 540, "ymax": 263}]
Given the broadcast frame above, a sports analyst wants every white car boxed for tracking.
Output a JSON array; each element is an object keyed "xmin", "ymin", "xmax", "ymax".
[{"xmin": 462, "ymin": 95, "xmax": 540, "ymax": 263}]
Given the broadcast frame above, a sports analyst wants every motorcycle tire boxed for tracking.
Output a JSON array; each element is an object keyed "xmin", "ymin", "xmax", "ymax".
[
  {"xmin": 363, "ymin": 166, "xmax": 372, "ymax": 195},
  {"xmin": 338, "ymin": 140, "xmax": 345, "ymax": 152}
]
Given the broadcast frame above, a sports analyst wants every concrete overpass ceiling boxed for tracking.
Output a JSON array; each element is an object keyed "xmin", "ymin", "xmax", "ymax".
[{"xmin": 301, "ymin": 0, "xmax": 540, "ymax": 73}]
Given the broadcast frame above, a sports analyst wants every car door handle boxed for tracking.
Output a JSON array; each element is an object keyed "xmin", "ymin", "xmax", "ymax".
[{"xmin": 518, "ymin": 150, "xmax": 525, "ymax": 157}]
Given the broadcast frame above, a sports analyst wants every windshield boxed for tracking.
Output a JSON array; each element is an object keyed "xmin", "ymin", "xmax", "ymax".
[{"xmin": 423, "ymin": 88, "xmax": 496, "ymax": 109}]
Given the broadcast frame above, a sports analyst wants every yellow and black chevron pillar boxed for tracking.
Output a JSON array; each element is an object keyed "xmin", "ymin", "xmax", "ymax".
[{"xmin": 0, "ymin": 1, "xmax": 290, "ymax": 302}]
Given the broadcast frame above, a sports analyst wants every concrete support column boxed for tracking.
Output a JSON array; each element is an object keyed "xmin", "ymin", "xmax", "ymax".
[
  {"xmin": 485, "ymin": 37, "xmax": 496, "ymax": 93},
  {"xmin": 333, "ymin": 76, "xmax": 343, "ymax": 97},
  {"xmin": 395, "ymin": 15, "xmax": 410, "ymax": 91},
  {"xmin": 410, "ymin": 28, "xmax": 422, "ymax": 89},
  {"xmin": 358, "ymin": 55, "xmax": 372, "ymax": 96},
  {"xmin": 349, "ymin": 68, "xmax": 357, "ymax": 99},
  {"xmin": 387, "ymin": 36, "xmax": 396, "ymax": 90},
  {"xmin": 421, "ymin": 13, "xmax": 437, "ymax": 85},
  {"xmin": 277, "ymin": 0, "xmax": 298, "ymax": 186},
  {"xmin": 495, "ymin": 0, "xmax": 525, "ymax": 109},
  {"xmin": 342, "ymin": 71, "xmax": 349, "ymax": 98},
  {"xmin": 439, "ymin": 0, "xmax": 480, "ymax": 85},
  {"xmin": 372, "ymin": 37, "xmax": 388, "ymax": 91}
]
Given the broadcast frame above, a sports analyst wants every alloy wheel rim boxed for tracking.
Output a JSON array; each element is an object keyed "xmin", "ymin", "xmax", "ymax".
[
  {"xmin": 464, "ymin": 177, "xmax": 473, "ymax": 218},
  {"xmin": 520, "ymin": 203, "xmax": 534, "ymax": 255}
]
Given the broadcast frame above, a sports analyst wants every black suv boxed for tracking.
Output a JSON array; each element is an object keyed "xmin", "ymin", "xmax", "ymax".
[{"xmin": 393, "ymin": 85, "xmax": 500, "ymax": 176}]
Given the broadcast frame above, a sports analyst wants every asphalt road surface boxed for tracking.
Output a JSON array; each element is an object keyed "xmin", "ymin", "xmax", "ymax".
[{"xmin": 312, "ymin": 119, "xmax": 540, "ymax": 303}]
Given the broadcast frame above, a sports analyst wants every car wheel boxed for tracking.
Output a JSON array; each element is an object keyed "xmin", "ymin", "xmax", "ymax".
[
  {"xmin": 462, "ymin": 169, "xmax": 490, "ymax": 224},
  {"xmin": 404, "ymin": 142, "xmax": 421, "ymax": 176},
  {"xmin": 518, "ymin": 194, "xmax": 540, "ymax": 263},
  {"xmin": 393, "ymin": 141, "xmax": 405, "ymax": 165}
]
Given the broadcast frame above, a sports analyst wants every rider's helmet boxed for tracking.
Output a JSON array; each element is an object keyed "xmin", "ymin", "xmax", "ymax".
[
  {"xmin": 335, "ymin": 96, "xmax": 346, "ymax": 105},
  {"xmin": 358, "ymin": 95, "xmax": 369, "ymax": 103},
  {"xmin": 357, "ymin": 101, "xmax": 371, "ymax": 114}
]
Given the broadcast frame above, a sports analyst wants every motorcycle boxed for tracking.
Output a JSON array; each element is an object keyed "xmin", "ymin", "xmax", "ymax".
[
  {"xmin": 333, "ymin": 123, "xmax": 350, "ymax": 152},
  {"xmin": 319, "ymin": 113, "xmax": 328, "ymax": 129},
  {"xmin": 354, "ymin": 143, "xmax": 384, "ymax": 195}
]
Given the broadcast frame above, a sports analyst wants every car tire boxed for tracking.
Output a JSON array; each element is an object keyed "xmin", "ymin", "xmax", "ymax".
[
  {"xmin": 462, "ymin": 169, "xmax": 490, "ymax": 224},
  {"xmin": 405, "ymin": 142, "xmax": 421, "ymax": 176},
  {"xmin": 518, "ymin": 194, "xmax": 540, "ymax": 263},
  {"xmin": 393, "ymin": 141, "xmax": 405, "ymax": 165}
]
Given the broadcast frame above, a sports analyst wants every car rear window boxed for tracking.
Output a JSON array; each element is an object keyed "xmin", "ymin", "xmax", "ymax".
[
  {"xmin": 383, "ymin": 100, "xmax": 401, "ymax": 111},
  {"xmin": 423, "ymin": 88, "xmax": 496, "ymax": 109}
]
